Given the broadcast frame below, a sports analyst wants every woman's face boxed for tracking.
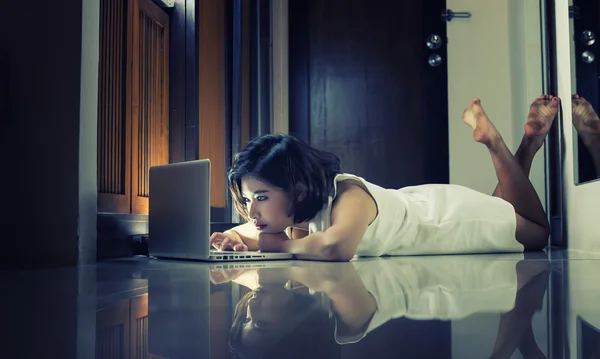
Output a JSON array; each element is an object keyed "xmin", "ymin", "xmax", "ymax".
[
  {"xmin": 240, "ymin": 176, "xmax": 295, "ymax": 233},
  {"xmin": 241, "ymin": 287, "xmax": 295, "ymax": 346}
]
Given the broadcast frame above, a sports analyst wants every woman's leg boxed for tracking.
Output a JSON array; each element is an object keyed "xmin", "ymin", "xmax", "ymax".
[
  {"xmin": 492, "ymin": 95, "xmax": 560, "ymax": 197},
  {"xmin": 572, "ymin": 94, "xmax": 600, "ymax": 178},
  {"xmin": 462, "ymin": 98, "xmax": 552, "ymax": 251},
  {"xmin": 490, "ymin": 259, "xmax": 550, "ymax": 359}
]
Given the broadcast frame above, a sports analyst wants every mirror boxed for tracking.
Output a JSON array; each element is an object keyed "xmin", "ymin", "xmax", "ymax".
[{"xmin": 570, "ymin": 0, "xmax": 600, "ymax": 184}]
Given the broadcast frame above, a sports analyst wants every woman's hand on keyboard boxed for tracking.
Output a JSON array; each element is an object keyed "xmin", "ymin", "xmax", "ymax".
[{"xmin": 210, "ymin": 231, "xmax": 248, "ymax": 251}]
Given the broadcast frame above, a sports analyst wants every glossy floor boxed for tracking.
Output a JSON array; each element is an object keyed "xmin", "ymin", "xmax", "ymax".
[{"xmin": 3, "ymin": 249, "xmax": 600, "ymax": 359}]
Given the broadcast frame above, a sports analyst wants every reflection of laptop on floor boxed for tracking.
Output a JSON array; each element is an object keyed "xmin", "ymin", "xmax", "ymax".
[{"xmin": 148, "ymin": 159, "xmax": 293, "ymax": 261}]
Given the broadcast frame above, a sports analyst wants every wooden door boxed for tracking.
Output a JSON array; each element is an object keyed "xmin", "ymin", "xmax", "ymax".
[{"xmin": 289, "ymin": 0, "xmax": 449, "ymax": 189}]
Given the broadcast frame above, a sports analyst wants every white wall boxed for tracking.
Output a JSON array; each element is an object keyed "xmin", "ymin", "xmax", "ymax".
[
  {"xmin": 446, "ymin": 0, "xmax": 546, "ymax": 210},
  {"xmin": 447, "ymin": 0, "xmax": 512, "ymax": 195},
  {"xmin": 508, "ymin": 0, "xmax": 546, "ymax": 200},
  {"xmin": 555, "ymin": 0, "xmax": 600, "ymax": 254}
]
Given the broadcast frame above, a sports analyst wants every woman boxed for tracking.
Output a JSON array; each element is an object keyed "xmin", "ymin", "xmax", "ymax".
[{"xmin": 210, "ymin": 96, "xmax": 560, "ymax": 261}]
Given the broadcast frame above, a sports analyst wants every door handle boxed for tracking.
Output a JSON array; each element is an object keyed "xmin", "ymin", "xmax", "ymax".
[{"xmin": 441, "ymin": 9, "xmax": 471, "ymax": 22}]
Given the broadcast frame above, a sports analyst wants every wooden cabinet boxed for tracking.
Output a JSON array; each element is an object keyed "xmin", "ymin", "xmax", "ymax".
[
  {"xmin": 95, "ymin": 0, "xmax": 254, "ymax": 220},
  {"xmin": 97, "ymin": 0, "xmax": 170, "ymax": 215}
]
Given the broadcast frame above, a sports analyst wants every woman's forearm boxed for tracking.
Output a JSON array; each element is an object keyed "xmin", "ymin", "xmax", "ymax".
[
  {"xmin": 281, "ymin": 264, "xmax": 376, "ymax": 334},
  {"xmin": 278, "ymin": 232, "xmax": 353, "ymax": 261},
  {"xmin": 328, "ymin": 281, "xmax": 377, "ymax": 335}
]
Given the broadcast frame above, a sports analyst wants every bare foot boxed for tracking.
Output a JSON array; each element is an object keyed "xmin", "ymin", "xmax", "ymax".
[
  {"xmin": 572, "ymin": 94, "xmax": 600, "ymax": 148},
  {"xmin": 462, "ymin": 98, "xmax": 501, "ymax": 146},
  {"xmin": 525, "ymin": 95, "xmax": 560, "ymax": 149}
]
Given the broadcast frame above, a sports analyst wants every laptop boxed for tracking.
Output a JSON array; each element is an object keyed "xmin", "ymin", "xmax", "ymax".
[
  {"xmin": 148, "ymin": 159, "xmax": 294, "ymax": 261},
  {"xmin": 145, "ymin": 261, "xmax": 294, "ymax": 358}
]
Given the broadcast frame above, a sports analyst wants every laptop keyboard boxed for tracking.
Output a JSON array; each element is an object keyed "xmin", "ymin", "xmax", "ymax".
[{"xmin": 210, "ymin": 250, "xmax": 249, "ymax": 254}]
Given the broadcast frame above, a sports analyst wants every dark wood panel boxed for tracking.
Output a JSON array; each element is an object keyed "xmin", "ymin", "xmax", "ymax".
[
  {"xmin": 166, "ymin": 0, "xmax": 200, "ymax": 164},
  {"xmin": 420, "ymin": 0, "xmax": 449, "ymax": 185},
  {"xmin": 309, "ymin": 0, "xmax": 423, "ymax": 189},
  {"xmin": 98, "ymin": 0, "xmax": 130, "ymax": 213},
  {"xmin": 184, "ymin": 0, "xmax": 199, "ymax": 162},
  {"xmin": 158, "ymin": 0, "xmax": 200, "ymax": 165},
  {"xmin": 241, "ymin": 0, "xmax": 251, "ymax": 147},
  {"xmin": 288, "ymin": 0, "xmax": 310, "ymax": 142},
  {"xmin": 168, "ymin": 1, "xmax": 186, "ymax": 163},
  {"xmin": 291, "ymin": 0, "xmax": 449, "ymax": 190},
  {"xmin": 249, "ymin": 0, "xmax": 272, "ymax": 139},
  {"xmin": 199, "ymin": 0, "xmax": 227, "ymax": 208}
]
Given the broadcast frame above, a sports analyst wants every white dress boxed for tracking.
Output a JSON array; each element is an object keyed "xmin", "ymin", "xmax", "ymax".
[
  {"xmin": 332, "ymin": 256, "xmax": 523, "ymax": 344},
  {"xmin": 307, "ymin": 173, "xmax": 524, "ymax": 257}
]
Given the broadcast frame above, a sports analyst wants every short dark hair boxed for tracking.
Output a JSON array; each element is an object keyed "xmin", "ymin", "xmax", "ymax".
[
  {"xmin": 228, "ymin": 134, "xmax": 341, "ymax": 223},
  {"xmin": 228, "ymin": 290, "xmax": 339, "ymax": 359}
]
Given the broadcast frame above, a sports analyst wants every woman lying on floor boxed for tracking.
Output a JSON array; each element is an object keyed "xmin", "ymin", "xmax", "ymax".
[{"xmin": 210, "ymin": 96, "xmax": 561, "ymax": 261}]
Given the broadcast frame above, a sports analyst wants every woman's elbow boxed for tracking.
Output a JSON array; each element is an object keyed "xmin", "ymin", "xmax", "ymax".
[{"xmin": 321, "ymin": 240, "xmax": 355, "ymax": 262}]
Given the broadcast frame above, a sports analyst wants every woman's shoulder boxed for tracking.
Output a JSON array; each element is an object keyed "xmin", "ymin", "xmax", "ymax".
[
  {"xmin": 332, "ymin": 179, "xmax": 378, "ymax": 226},
  {"xmin": 333, "ymin": 173, "xmax": 376, "ymax": 198},
  {"xmin": 333, "ymin": 173, "xmax": 383, "ymax": 189}
]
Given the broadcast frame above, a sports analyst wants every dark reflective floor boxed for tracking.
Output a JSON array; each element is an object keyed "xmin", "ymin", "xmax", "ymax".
[{"xmin": 2, "ymin": 249, "xmax": 600, "ymax": 359}]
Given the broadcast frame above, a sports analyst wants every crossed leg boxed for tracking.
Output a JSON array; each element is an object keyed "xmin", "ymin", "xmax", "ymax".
[
  {"xmin": 462, "ymin": 96, "xmax": 559, "ymax": 251},
  {"xmin": 491, "ymin": 95, "xmax": 560, "ymax": 198}
]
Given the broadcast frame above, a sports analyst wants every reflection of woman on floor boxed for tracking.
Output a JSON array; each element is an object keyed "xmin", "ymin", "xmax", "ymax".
[
  {"xmin": 210, "ymin": 254, "xmax": 550, "ymax": 358},
  {"xmin": 572, "ymin": 94, "xmax": 600, "ymax": 179},
  {"xmin": 210, "ymin": 266, "xmax": 340, "ymax": 359},
  {"xmin": 489, "ymin": 258, "xmax": 550, "ymax": 359}
]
